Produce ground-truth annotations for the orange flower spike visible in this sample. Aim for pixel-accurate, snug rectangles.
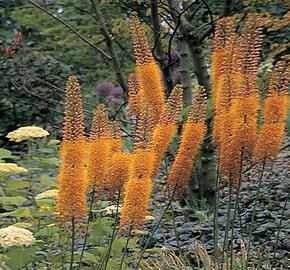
[136,62,166,124]
[130,13,154,66]
[264,58,289,123]
[56,166,87,222]
[133,106,154,150]
[128,73,143,117]
[62,76,85,141]
[56,76,87,223]
[88,105,114,192]
[120,150,155,228]
[87,139,112,192]
[149,123,177,175]
[90,104,111,139]
[167,84,183,124]
[107,152,131,194]
[167,122,206,192]
[167,87,207,192]
[110,121,123,152]
[131,14,165,124]
[254,123,285,162]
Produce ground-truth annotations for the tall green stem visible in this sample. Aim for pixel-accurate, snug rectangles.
[230,152,244,269]
[69,217,75,270]
[213,156,220,269]
[246,159,266,266]
[222,182,233,265]
[103,190,121,270]
[134,187,177,270]
[78,190,95,270]
[119,226,132,270]
[170,203,181,253]
[271,190,289,270]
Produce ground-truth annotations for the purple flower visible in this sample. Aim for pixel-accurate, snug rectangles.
[96,82,114,96]
[173,69,181,85]
[112,86,123,98]
[170,50,181,62]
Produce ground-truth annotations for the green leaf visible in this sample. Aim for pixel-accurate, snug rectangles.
[5,246,37,270]
[0,148,12,160]
[40,175,56,187]
[37,148,55,153]
[82,251,98,264]
[6,180,30,189]
[0,196,27,206]
[0,207,32,218]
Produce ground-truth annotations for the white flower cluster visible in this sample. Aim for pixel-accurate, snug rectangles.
[35,189,58,200]
[0,226,36,248]
[6,126,49,142]
[0,163,28,174]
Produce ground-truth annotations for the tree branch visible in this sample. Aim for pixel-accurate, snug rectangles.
[27,0,111,60]
[90,0,128,92]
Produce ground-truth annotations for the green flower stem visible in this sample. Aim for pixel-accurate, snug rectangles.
[103,190,121,270]
[119,226,132,270]
[134,187,177,270]
[69,217,75,270]
[213,156,220,269]
[221,182,233,265]
[246,159,266,266]
[78,189,95,270]
[230,152,244,269]
[170,203,181,253]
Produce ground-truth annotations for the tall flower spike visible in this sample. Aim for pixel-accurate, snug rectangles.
[110,120,123,152]
[131,14,166,124]
[128,73,142,117]
[88,105,114,192]
[107,152,131,195]
[131,13,154,66]
[120,150,155,229]
[255,57,289,162]
[56,76,87,223]
[167,84,183,124]
[62,76,85,141]
[89,104,111,139]
[167,87,207,192]
[133,106,154,150]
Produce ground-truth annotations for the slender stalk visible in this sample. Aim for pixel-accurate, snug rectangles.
[134,187,177,270]
[69,217,75,270]
[221,182,233,265]
[213,156,220,269]
[77,190,95,270]
[271,190,289,270]
[170,203,181,253]
[119,226,132,270]
[246,159,266,266]
[103,191,121,270]
[230,152,244,269]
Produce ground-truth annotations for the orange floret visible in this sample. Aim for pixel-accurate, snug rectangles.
[254,123,285,161]
[136,62,165,124]
[107,152,131,194]
[167,84,183,124]
[62,76,85,141]
[264,94,288,123]
[87,139,113,192]
[128,73,143,117]
[120,150,154,228]
[56,166,87,223]
[149,123,177,175]
[230,96,260,154]
[167,122,206,192]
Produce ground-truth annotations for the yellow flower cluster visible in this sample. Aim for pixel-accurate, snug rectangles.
[35,189,58,200]
[6,126,49,142]
[0,163,28,174]
[0,226,36,248]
